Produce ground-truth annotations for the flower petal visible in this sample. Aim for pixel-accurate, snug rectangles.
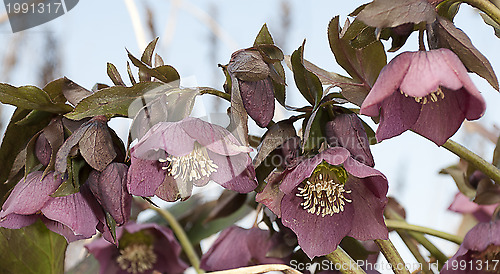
[462,220,500,251]
[155,175,182,202]
[0,214,38,229]
[209,152,257,193]
[41,192,98,239]
[239,78,275,127]
[43,218,90,242]
[281,189,354,258]
[134,121,195,157]
[376,91,421,142]
[127,155,166,197]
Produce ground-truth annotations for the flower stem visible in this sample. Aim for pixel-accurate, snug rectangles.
[443,139,500,185]
[397,231,433,274]
[457,0,500,27]
[150,205,203,273]
[199,87,231,101]
[386,219,463,244]
[325,247,367,274]
[374,239,410,274]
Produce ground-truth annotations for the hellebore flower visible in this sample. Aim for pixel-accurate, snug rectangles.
[0,171,99,242]
[228,49,276,127]
[360,48,486,146]
[441,220,500,273]
[127,117,257,201]
[449,192,499,223]
[86,222,188,274]
[260,147,388,258]
[200,226,289,271]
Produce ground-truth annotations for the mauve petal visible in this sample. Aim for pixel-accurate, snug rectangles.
[41,192,98,239]
[1,171,62,216]
[400,50,463,97]
[280,157,321,194]
[255,171,286,217]
[411,89,466,145]
[88,163,131,225]
[127,155,166,197]
[246,227,288,265]
[85,238,121,274]
[134,121,195,157]
[343,157,388,199]
[35,133,51,166]
[318,147,351,166]
[201,226,252,271]
[180,117,252,156]
[462,220,500,251]
[360,52,412,117]
[0,214,38,229]
[448,193,497,222]
[155,175,182,202]
[43,218,89,242]
[440,244,470,274]
[376,91,421,142]
[347,178,388,241]
[281,189,354,258]
[239,77,275,127]
[209,152,257,193]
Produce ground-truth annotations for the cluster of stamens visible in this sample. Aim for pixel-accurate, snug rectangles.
[159,143,218,182]
[400,87,445,104]
[471,244,500,272]
[116,244,157,274]
[296,173,352,217]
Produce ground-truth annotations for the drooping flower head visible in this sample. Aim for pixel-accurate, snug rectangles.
[441,220,500,273]
[86,222,188,274]
[128,117,257,201]
[258,147,388,258]
[449,192,499,223]
[200,226,289,271]
[360,48,486,146]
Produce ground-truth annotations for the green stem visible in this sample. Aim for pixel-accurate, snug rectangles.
[386,219,463,245]
[150,205,203,273]
[443,139,500,185]
[374,239,411,274]
[325,247,367,274]
[397,231,433,274]
[199,87,231,101]
[459,0,500,27]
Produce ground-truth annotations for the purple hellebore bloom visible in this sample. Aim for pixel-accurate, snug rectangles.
[360,48,486,146]
[449,192,498,223]
[200,226,288,271]
[127,117,257,201]
[86,222,188,274]
[441,220,500,273]
[260,147,388,258]
[0,171,99,242]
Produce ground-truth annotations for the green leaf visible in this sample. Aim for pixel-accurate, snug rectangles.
[356,0,437,29]
[253,120,297,167]
[0,109,53,203]
[254,24,286,107]
[42,78,68,104]
[480,13,500,39]
[429,16,499,91]
[440,166,476,198]
[139,37,159,81]
[107,63,126,86]
[302,107,329,153]
[328,17,387,88]
[291,41,323,106]
[0,220,67,274]
[126,61,137,85]
[128,50,180,84]
[0,84,72,114]
[64,82,168,120]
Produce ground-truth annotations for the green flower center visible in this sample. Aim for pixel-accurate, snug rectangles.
[470,244,500,272]
[400,86,445,104]
[116,243,157,274]
[159,142,218,182]
[296,161,352,217]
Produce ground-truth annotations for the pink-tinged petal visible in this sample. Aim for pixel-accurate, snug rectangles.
[400,50,463,97]
[127,155,167,197]
[411,89,466,145]
[85,237,121,274]
[462,220,500,252]
[347,178,388,241]
[0,171,62,216]
[43,218,89,242]
[281,188,354,258]
[0,214,38,229]
[343,157,388,199]
[35,133,51,166]
[246,227,289,265]
[318,147,351,166]
[180,117,252,156]
[154,175,182,202]
[448,192,497,222]
[209,152,257,193]
[376,91,421,142]
[360,52,412,117]
[88,163,131,225]
[134,122,195,157]
[41,192,98,239]
[239,77,275,127]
